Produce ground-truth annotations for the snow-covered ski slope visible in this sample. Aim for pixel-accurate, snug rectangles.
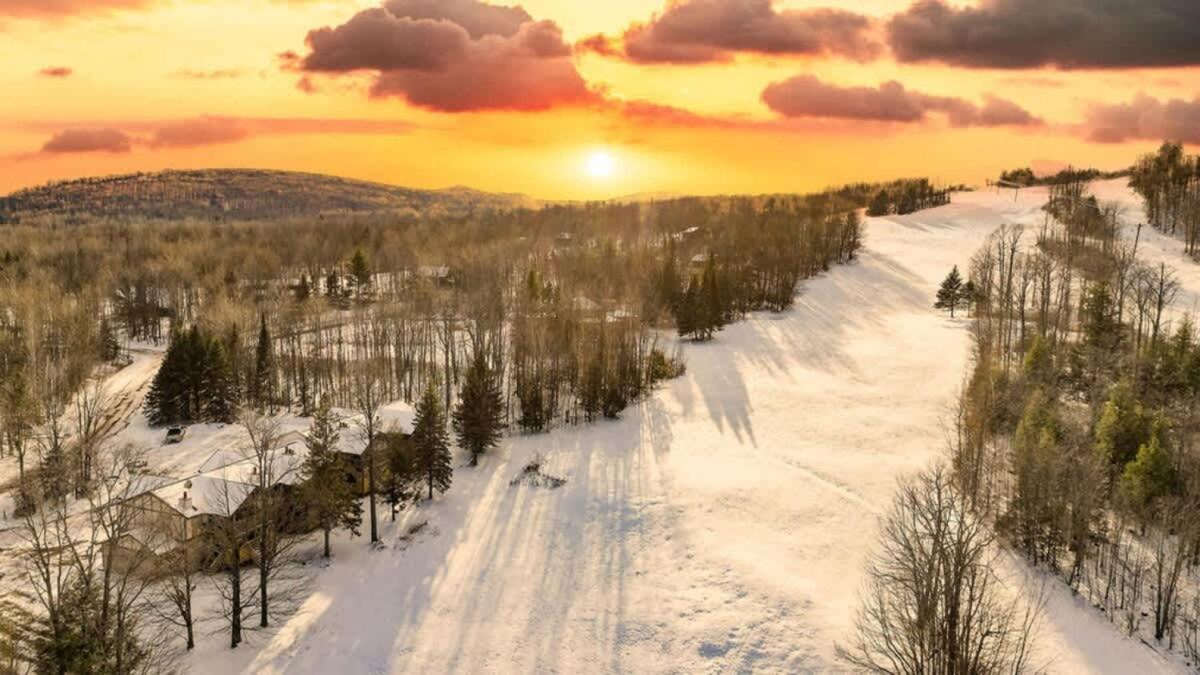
[196,183,1185,674]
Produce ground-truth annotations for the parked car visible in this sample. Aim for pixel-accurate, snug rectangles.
[164,426,187,444]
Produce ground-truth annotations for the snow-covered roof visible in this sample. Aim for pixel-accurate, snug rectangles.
[331,403,416,456]
[380,402,416,435]
[127,403,415,516]
[151,474,255,518]
[219,449,308,488]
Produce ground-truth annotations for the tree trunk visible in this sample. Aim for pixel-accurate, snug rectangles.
[368,449,379,543]
[231,565,242,648]
[324,526,331,558]
[260,531,269,628]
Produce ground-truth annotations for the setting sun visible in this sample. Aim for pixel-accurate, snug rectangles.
[585,150,616,179]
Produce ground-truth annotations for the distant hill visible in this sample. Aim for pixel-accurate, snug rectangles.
[0,169,540,223]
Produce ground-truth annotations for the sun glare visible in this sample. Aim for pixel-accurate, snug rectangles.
[585,150,616,179]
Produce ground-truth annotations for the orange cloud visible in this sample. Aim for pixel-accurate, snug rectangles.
[32,117,416,154]
[42,128,133,153]
[38,66,73,78]
[762,76,1042,127]
[298,0,598,112]
[0,0,152,18]
[1085,93,1200,144]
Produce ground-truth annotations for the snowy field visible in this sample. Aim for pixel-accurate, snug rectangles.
[0,182,1188,673]
[178,183,1185,673]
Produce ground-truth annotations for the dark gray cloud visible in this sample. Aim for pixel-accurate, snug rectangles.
[1084,94,1200,144]
[300,1,595,112]
[761,75,1042,127]
[582,0,880,64]
[888,0,1200,70]
[42,128,133,153]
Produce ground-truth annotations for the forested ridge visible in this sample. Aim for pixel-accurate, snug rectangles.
[0,169,538,224]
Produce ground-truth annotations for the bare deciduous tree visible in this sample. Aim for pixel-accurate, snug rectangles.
[839,466,1040,674]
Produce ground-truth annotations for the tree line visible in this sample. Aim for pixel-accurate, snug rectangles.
[943,165,1200,662]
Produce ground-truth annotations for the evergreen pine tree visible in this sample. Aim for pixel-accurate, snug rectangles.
[658,245,682,321]
[302,401,362,558]
[452,351,506,466]
[1120,423,1176,509]
[144,329,185,426]
[676,277,701,339]
[960,279,978,315]
[382,433,419,519]
[204,337,237,424]
[1080,283,1122,354]
[935,266,965,317]
[98,317,121,362]
[701,256,725,339]
[253,314,275,411]
[867,189,890,217]
[38,439,69,502]
[225,323,243,404]
[516,377,546,432]
[1095,381,1152,469]
[350,249,371,296]
[1022,335,1054,387]
[412,383,452,500]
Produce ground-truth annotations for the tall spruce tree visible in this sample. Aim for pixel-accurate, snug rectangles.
[382,433,420,519]
[412,383,452,500]
[452,351,506,466]
[144,330,184,426]
[935,266,965,318]
[301,401,362,558]
[203,336,237,423]
[350,249,371,296]
[701,256,725,339]
[676,277,701,340]
[144,326,239,426]
[253,314,275,411]
[867,189,890,217]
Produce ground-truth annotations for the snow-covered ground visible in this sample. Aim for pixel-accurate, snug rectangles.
[170,184,1185,673]
[0,182,1188,673]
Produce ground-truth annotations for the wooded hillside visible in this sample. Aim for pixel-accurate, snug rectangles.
[0,169,539,223]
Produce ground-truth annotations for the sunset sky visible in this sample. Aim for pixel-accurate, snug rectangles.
[2,0,1199,200]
